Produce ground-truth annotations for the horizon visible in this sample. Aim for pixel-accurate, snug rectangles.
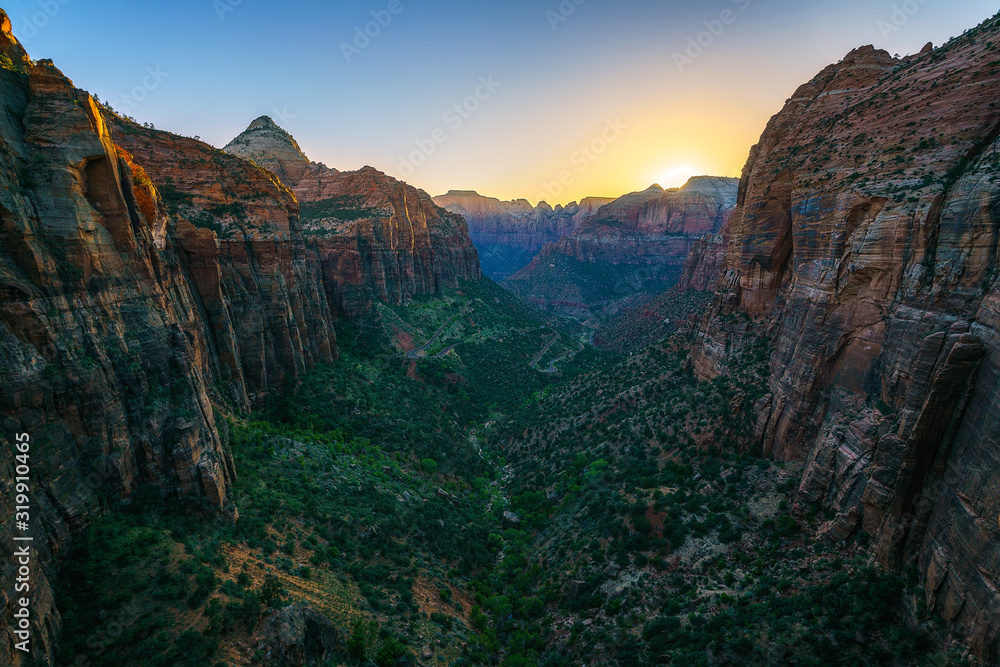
[8,0,998,206]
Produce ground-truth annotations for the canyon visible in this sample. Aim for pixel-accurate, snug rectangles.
[691,26,1000,660]
[432,190,612,280]
[0,13,479,663]
[505,177,737,318]
[2,3,1000,664]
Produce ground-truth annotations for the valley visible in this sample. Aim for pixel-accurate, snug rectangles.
[1,5,1000,667]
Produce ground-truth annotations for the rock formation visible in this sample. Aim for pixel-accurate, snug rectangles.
[432,190,612,279]
[225,118,480,316]
[106,116,337,407]
[0,50,246,665]
[506,177,737,317]
[692,19,1000,660]
[261,605,339,666]
[0,20,478,665]
[221,115,312,186]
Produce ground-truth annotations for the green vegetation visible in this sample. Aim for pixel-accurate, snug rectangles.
[300,195,388,223]
[55,281,962,666]
[504,252,681,320]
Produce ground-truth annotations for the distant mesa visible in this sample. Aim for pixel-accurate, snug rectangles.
[503,176,738,318]
[433,189,613,280]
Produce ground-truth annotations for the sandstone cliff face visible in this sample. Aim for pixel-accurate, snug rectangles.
[432,190,612,279]
[676,232,728,292]
[0,23,345,665]
[0,54,240,665]
[693,19,1000,660]
[507,177,736,316]
[224,118,480,315]
[107,116,337,405]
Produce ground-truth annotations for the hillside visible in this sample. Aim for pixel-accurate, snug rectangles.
[52,278,613,667]
[506,177,737,318]
[692,18,1000,661]
[433,191,611,280]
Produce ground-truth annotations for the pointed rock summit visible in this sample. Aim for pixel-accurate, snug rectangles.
[223,115,312,185]
[221,119,480,311]
[0,9,30,70]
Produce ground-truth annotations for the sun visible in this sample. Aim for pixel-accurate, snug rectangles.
[656,165,700,189]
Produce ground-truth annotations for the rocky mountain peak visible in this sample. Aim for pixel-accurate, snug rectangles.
[678,176,740,208]
[223,115,311,186]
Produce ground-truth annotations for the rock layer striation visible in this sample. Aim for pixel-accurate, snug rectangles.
[433,190,612,279]
[692,21,1000,660]
[225,117,480,316]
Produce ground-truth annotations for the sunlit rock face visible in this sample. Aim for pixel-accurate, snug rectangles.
[224,119,481,317]
[0,31,259,666]
[106,113,337,406]
[692,23,1000,661]
[505,178,737,316]
[433,190,612,280]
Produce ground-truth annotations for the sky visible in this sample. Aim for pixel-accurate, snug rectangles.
[6,0,998,205]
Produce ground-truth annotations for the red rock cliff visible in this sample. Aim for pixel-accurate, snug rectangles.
[0,54,241,666]
[432,190,612,279]
[0,22,338,665]
[105,115,337,405]
[224,117,481,316]
[507,177,737,315]
[693,17,1000,660]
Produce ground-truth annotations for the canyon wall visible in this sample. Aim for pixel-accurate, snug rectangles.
[0,51,251,666]
[225,117,481,316]
[106,116,337,407]
[0,20,481,665]
[693,22,1000,660]
[433,190,612,279]
[507,177,736,317]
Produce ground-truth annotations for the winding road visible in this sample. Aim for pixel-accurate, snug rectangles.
[529,329,588,374]
[529,329,560,370]
[405,302,473,359]
[537,338,586,374]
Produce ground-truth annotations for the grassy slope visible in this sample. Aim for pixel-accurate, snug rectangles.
[480,327,965,666]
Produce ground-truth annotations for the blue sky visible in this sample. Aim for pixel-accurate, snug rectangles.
[7,0,998,203]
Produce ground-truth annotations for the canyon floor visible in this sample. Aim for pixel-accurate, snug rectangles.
[53,280,970,667]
